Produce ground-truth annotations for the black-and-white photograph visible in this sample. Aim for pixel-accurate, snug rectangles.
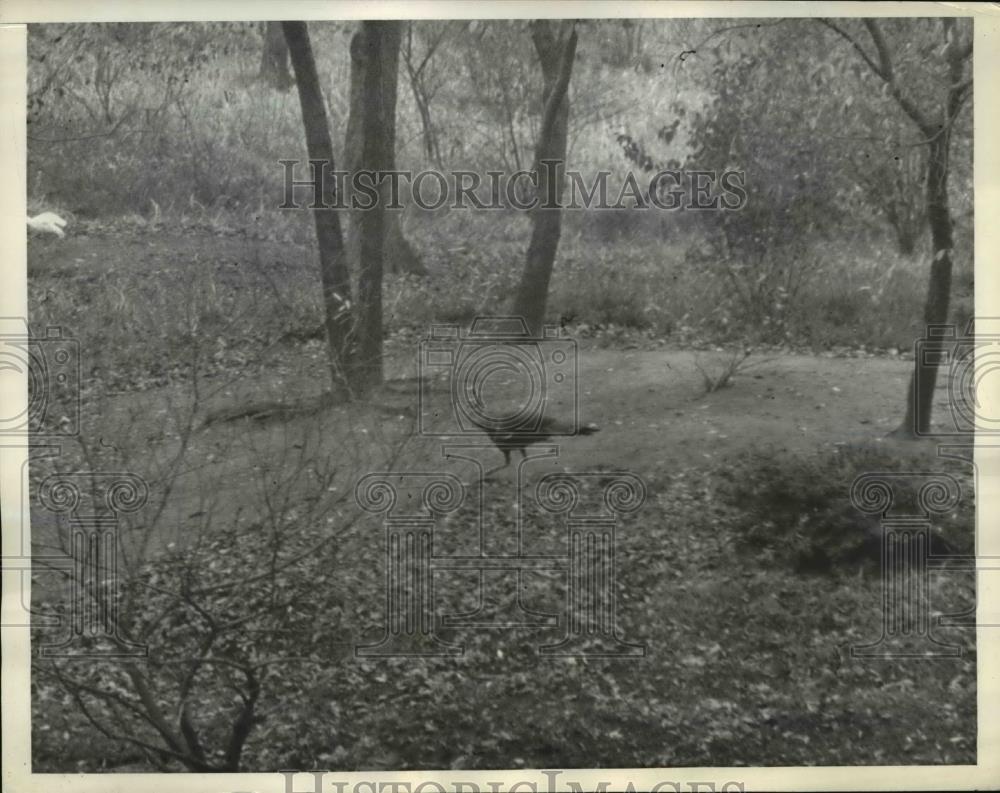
[2,3,996,790]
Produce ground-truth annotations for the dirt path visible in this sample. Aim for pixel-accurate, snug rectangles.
[388,347,924,480]
[572,348,917,468]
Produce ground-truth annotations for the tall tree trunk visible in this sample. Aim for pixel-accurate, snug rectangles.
[818,19,970,437]
[351,22,403,391]
[345,25,426,280]
[894,19,970,436]
[898,131,954,435]
[261,22,293,91]
[512,21,578,337]
[282,22,353,394]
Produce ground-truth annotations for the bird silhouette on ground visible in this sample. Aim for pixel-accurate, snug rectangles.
[467,406,600,476]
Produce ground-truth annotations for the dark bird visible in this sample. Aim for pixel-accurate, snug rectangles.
[469,412,600,469]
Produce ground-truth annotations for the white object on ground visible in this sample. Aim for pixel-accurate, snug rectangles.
[27,212,68,237]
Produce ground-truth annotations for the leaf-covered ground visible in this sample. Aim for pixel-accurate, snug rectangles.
[28,228,976,771]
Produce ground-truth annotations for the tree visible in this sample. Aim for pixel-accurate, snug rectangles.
[819,18,973,435]
[457,22,535,173]
[282,21,353,393]
[512,20,579,336]
[351,22,403,390]
[284,21,405,395]
[260,21,293,91]
[679,29,847,341]
[401,21,459,168]
[344,23,426,280]
[846,135,927,256]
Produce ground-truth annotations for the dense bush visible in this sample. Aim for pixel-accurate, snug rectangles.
[716,442,975,573]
